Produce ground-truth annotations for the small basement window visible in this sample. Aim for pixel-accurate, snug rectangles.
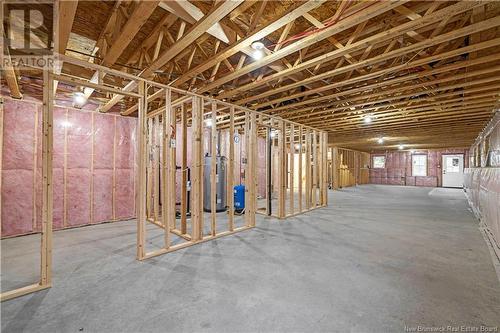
[412,154,427,176]
[372,156,385,168]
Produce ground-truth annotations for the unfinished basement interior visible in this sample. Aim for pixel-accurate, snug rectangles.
[1,0,500,332]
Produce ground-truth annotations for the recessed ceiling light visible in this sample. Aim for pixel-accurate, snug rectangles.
[377,137,384,144]
[398,144,404,150]
[364,115,372,124]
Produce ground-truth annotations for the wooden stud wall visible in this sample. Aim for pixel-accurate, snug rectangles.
[328,146,370,189]
[1,56,328,300]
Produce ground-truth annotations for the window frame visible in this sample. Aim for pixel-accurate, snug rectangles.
[412,154,427,177]
[372,155,386,169]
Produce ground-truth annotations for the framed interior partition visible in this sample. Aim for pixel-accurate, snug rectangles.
[0,70,53,302]
[329,147,370,189]
[1,55,328,300]
[136,90,258,260]
[1,56,143,302]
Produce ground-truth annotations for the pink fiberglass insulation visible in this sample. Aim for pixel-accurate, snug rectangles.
[369,149,469,187]
[51,107,67,229]
[66,110,92,226]
[2,97,137,238]
[464,116,500,252]
[114,117,136,219]
[115,169,135,219]
[93,115,115,223]
[1,99,36,236]
[490,123,500,167]
[464,168,500,252]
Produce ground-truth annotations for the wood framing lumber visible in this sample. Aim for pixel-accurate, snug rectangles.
[171,0,327,87]
[191,96,203,241]
[84,1,159,98]
[197,0,409,94]
[136,81,148,260]
[99,0,244,112]
[2,40,22,99]
[221,0,489,100]
[159,0,232,44]
[210,102,217,236]
[181,105,188,234]
[40,70,54,287]
[252,42,500,109]
[164,88,175,245]
[228,106,235,231]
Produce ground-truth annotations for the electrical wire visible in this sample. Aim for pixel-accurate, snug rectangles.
[266,0,378,49]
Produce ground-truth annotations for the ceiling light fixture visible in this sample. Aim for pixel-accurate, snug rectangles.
[270,130,277,138]
[252,50,264,60]
[398,144,404,150]
[204,119,213,127]
[377,137,384,144]
[364,115,372,124]
[251,41,265,50]
[72,91,87,108]
[251,41,265,60]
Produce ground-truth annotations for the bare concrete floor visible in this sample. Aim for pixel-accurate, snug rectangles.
[1,185,499,332]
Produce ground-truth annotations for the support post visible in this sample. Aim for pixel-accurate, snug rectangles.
[164,88,175,247]
[321,132,328,205]
[210,102,217,236]
[312,130,318,208]
[305,129,311,209]
[289,124,295,215]
[191,96,203,241]
[278,121,286,218]
[244,112,251,226]
[227,106,235,231]
[40,70,54,286]
[298,126,303,213]
[180,105,188,234]
[136,81,147,260]
[153,116,160,221]
[332,147,339,190]
[248,112,257,226]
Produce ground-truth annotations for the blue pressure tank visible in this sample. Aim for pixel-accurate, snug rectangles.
[234,185,245,212]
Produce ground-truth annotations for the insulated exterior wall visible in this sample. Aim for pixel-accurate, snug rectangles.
[465,112,500,255]
[1,98,137,238]
[369,149,469,187]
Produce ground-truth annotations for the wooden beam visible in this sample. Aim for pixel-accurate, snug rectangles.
[159,0,232,43]
[84,1,159,98]
[171,0,326,87]
[220,1,487,100]
[249,41,500,108]
[100,0,243,112]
